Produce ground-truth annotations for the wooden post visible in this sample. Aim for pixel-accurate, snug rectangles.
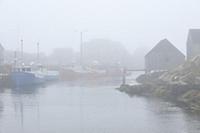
[122,68,126,85]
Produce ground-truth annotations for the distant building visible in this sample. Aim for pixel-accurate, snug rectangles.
[187,29,200,60]
[145,39,185,72]
[0,44,4,65]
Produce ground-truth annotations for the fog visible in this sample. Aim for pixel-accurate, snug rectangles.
[0,0,200,55]
[2,1,200,133]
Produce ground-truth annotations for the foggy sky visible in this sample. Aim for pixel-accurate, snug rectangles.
[0,0,200,55]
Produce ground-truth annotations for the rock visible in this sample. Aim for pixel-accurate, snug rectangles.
[117,55,200,112]
[136,71,164,84]
[159,55,200,85]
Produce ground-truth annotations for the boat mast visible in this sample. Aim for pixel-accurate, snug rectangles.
[14,51,17,67]
[80,32,83,67]
[21,39,24,64]
[37,42,40,64]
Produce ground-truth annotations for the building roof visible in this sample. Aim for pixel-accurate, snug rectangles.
[187,29,200,44]
[145,39,184,58]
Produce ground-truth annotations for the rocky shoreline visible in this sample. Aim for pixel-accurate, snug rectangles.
[117,56,200,112]
[117,83,200,112]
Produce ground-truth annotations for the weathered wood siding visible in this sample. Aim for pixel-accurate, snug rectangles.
[187,29,200,60]
[0,44,4,65]
[145,39,185,72]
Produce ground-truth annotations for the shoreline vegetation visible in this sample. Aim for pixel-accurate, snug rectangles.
[117,56,200,112]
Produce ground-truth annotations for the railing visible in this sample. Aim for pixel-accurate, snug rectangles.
[122,68,146,85]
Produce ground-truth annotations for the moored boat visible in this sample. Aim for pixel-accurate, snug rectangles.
[11,66,45,86]
[33,64,60,81]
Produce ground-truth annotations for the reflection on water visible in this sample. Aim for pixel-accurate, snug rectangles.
[11,86,42,95]
[0,81,199,133]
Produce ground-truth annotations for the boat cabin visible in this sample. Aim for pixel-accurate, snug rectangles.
[13,66,32,72]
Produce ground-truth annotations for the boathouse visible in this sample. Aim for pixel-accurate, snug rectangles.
[145,39,185,73]
[0,44,4,65]
[187,29,200,60]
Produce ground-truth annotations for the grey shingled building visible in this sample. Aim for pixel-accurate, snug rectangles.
[0,44,4,65]
[187,29,200,60]
[145,39,185,72]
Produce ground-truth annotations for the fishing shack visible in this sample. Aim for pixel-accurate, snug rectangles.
[145,39,185,73]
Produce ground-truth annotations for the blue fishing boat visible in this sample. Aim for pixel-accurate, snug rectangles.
[11,66,45,86]
[11,40,59,86]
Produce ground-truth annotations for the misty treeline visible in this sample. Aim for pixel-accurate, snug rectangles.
[3,39,147,69]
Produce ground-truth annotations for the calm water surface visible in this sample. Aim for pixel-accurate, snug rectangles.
[0,81,200,133]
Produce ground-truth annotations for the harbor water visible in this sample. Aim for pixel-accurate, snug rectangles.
[0,79,200,133]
